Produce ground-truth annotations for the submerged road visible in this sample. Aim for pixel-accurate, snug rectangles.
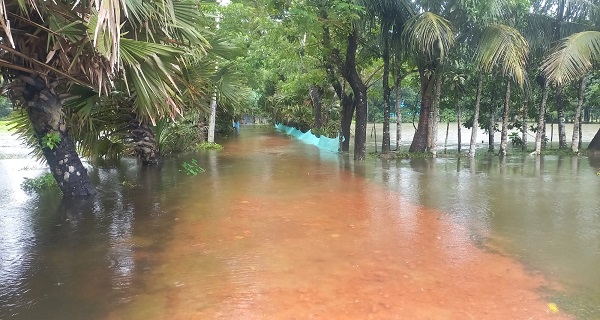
[3,126,594,319]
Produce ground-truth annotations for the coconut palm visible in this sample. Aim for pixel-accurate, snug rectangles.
[403,12,455,153]
[542,31,600,85]
[475,24,529,157]
[543,31,600,150]
[0,0,208,195]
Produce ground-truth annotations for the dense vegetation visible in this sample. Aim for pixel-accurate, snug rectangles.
[1,0,600,196]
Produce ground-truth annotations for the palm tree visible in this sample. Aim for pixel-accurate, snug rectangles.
[403,12,455,153]
[542,31,600,150]
[0,0,208,195]
[475,24,529,157]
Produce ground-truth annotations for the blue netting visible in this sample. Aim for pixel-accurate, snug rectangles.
[275,124,341,153]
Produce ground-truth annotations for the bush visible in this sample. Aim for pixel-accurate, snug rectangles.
[21,173,58,192]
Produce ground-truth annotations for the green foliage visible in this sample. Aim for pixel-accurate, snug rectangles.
[508,132,523,147]
[0,97,12,118]
[197,142,223,150]
[181,159,205,175]
[21,173,58,193]
[42,132,61,150]
[156,117,202,154]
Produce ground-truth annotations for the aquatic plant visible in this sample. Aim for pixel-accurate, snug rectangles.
[181,159,205,175]
[197,142,223,151]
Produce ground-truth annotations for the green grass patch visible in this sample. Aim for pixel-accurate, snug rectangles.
[197,142,223,151]
[370,151,434,160]
[21,173,58,193]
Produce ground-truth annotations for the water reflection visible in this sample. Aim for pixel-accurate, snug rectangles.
[365,152,600,318]
[1,127,598,319]
[0,157,182,319]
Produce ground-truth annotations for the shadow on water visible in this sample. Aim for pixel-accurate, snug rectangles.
[364,151,600,319]
[0,157,186,320]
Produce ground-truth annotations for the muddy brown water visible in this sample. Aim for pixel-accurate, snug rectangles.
[0,126,599,319]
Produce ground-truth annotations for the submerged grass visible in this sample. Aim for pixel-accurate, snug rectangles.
[197,142,223,151]
[371,146,597,160]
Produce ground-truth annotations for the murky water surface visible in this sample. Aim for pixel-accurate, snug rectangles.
[1,126,599,319]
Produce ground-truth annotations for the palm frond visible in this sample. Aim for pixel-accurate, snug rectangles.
[7,110,44,161]
[542,31,600,85]
[402,12,455,63]
[475,24,529,87]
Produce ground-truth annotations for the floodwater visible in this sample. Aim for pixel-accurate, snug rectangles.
[361,122,600,152]
[0,126,599,319]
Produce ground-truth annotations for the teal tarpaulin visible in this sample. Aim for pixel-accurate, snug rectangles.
[275,124,340,153]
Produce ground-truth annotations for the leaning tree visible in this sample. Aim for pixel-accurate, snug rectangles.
[0,0,207,195]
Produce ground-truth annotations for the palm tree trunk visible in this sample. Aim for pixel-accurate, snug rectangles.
[555,85,568,149]
[409,67,433,153]
[129,113,161,165]
[572,77,586,153]
[534,84,549,155]
[499,80,511,157]
[521,94,528,151]
[19,75,96,196]
[208,90,217,143]
[381,23,391,153]
[429,74,442,157]
[457,99,462,154]
[488,85,497,152]
[578,114,583,150]
[444,120,450,152]
[395,77,403,151]
[469,74,483,158]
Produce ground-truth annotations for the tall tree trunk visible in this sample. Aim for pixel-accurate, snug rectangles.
[17,75,96,196]
[409,67,434,153]
[578,113,583,150]
[321,10,352,152]
[444,120,450,152]
[340,94,354,152]
[555,85,568,149]
[395,77,403,151]
[469,74,483,158]
[354,88,368,161]
[129,113,161,165]
[309,85,323,130]
[572,77,586,153]
[488,98,496,152]
[457,97,462,154]
[429,74,442,157]
[333,28,368,160]
[534,84,549,155]
[499,80,511,157]
[521,94,528,151]
[208,90,217,143]
[381,24,391,153]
